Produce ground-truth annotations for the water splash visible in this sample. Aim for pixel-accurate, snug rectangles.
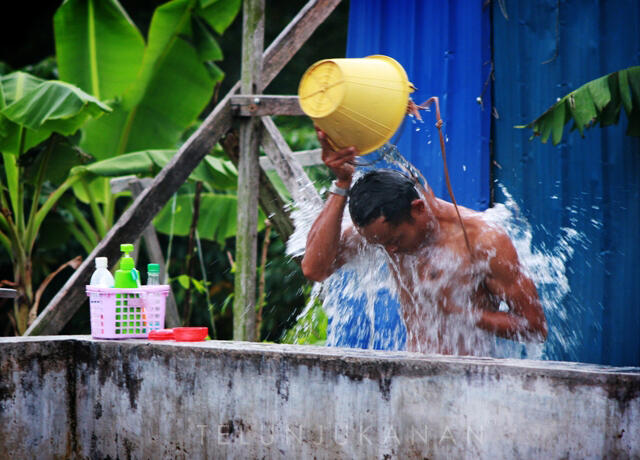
[286,144,584,360]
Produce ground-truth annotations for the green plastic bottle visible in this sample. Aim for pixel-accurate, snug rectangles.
[114,244,140,288]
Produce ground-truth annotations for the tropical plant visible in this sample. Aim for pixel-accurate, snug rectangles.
[0,0,242,335]
[0,71,111,334]
[518,66,640,144]
[53,0,241,246]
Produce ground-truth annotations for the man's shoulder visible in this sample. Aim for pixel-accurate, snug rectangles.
[466,216,514,254]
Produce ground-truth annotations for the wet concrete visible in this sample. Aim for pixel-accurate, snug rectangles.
[1,336,639,459]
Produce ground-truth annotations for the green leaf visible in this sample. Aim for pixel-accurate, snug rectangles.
[22,137,90,186]
[71,175,111,205]
[627,108,640,137]
[204,61,225,83]
[0,72,110,155]
[568,87,597,135]
[198,0,241,35]
[0,76,5,109]
[191,15,224,62]
[282,300,328,346]
[82,0,216,158]
[174,274,208,294]
[72,149,171,177]
[587,75,611,111]
[1,72,44,106]
[550,100,567,145]
[599,74,621,127]
[153,193,266,244]
[519,66,640,142]
[628,67,640,107]
[1,80,111,134]
[536,111,553,144]
[203,155,237,189]
[0,72,50,154]
[618,69,633,115]
[54,0,145,100]
[71,148,238,189]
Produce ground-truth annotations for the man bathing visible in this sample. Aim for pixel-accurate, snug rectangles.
[302,128,547,355]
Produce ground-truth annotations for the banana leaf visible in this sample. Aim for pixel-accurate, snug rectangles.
[71,148,238,190]
[518,66,640,144]
[153,193,266,245]
[54,0,145,100]
[197,0,242,35]
[0,72,111,155]
[74,0,226,159]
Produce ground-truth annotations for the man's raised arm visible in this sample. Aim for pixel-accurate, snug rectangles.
[301,129,358,282]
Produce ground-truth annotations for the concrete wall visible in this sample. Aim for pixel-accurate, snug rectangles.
[1,336,639,459]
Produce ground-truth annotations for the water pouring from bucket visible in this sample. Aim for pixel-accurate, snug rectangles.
[296,56,549,356]
[298,55,473,258]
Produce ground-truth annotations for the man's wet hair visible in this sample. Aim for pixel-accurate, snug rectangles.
[348,169,420,228]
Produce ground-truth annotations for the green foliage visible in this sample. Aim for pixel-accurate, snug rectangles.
[175,274,209,294]
[0,72,110,155]
[71,148,238,190]
[518,66,640,144]
[153,193,267,245]
[54,0,241,159]
[281,291,328,346]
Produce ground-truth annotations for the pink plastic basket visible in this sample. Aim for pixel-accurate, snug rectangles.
[86,285,169,339]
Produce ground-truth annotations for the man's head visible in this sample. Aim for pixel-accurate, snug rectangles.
[348,170,427,254]
[348,170,419,227]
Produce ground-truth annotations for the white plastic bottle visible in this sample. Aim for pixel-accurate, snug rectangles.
[90,257,115,288]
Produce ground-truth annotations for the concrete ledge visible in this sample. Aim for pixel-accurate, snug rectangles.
[1,336,639,459]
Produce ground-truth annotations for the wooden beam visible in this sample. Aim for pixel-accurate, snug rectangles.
[25,0,341,336]
[260,117,323,209]
[231,95,304,116]
[259,148,322,170]
[221,130,294,242]
[234,0,264,342]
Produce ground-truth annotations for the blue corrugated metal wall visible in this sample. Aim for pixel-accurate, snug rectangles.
[330,0,491,350]
[347,0,492,210]
[344,0,640,365]
[492,0,640,366]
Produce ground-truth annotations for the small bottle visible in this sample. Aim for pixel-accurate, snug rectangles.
[90,257,115,288]
[147,264,160,286]
[114,244,140,288]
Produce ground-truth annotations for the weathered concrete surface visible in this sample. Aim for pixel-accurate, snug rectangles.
[1,336,639,459]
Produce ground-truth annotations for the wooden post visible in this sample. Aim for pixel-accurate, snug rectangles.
[234,0,264,342]
[25,0,343,336]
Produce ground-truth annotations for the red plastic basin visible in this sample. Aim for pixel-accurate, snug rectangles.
[148,329,175,340]
[173,327,208,342]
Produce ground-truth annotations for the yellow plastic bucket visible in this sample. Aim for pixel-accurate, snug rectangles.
[298,55,414,155]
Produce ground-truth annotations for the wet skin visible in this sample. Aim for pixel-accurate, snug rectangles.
[354,200,541,353]
[301,129,547,355]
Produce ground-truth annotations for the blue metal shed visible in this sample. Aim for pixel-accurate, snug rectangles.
[336,0,640,366]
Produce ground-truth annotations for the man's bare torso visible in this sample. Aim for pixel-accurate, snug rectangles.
[385,216,501,354]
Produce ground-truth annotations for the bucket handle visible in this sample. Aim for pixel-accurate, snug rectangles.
[410,98,474,260]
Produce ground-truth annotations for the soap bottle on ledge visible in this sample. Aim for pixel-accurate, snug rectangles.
[114,244,140,288]
[90,257,115,288]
